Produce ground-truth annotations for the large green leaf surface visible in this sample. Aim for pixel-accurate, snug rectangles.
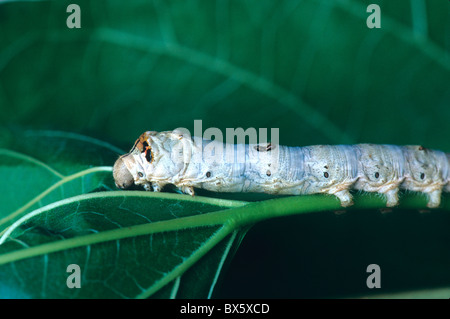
[0,129,121,232]
[0,192,246,298]
[0,0,448,148]
[0,130,249,298]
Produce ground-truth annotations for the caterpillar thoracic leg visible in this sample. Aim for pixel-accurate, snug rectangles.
[113,130,450,208]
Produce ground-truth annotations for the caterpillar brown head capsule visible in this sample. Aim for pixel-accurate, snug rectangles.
[113,157,134,190]
[113,130,450,209]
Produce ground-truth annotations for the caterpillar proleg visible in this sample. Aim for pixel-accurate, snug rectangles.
[113,130,450,208]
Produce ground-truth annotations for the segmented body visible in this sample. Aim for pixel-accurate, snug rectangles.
[113,130,450,208]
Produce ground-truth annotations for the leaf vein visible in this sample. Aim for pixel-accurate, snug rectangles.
[95,28,351,143]
[0,148,65,179]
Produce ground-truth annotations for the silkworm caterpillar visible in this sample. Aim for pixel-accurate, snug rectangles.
[113,130,450,208]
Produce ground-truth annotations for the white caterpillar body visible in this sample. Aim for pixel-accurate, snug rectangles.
[113,130,450,208]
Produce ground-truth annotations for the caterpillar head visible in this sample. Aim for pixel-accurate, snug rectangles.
[113,130,187,191]
[113,131,157,190]
[113,156,135,189]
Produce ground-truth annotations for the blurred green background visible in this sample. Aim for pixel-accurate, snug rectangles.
[0,0,449,298]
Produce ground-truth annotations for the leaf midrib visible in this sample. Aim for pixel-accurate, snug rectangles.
[3,190,439,267]
[0,190,248,247]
